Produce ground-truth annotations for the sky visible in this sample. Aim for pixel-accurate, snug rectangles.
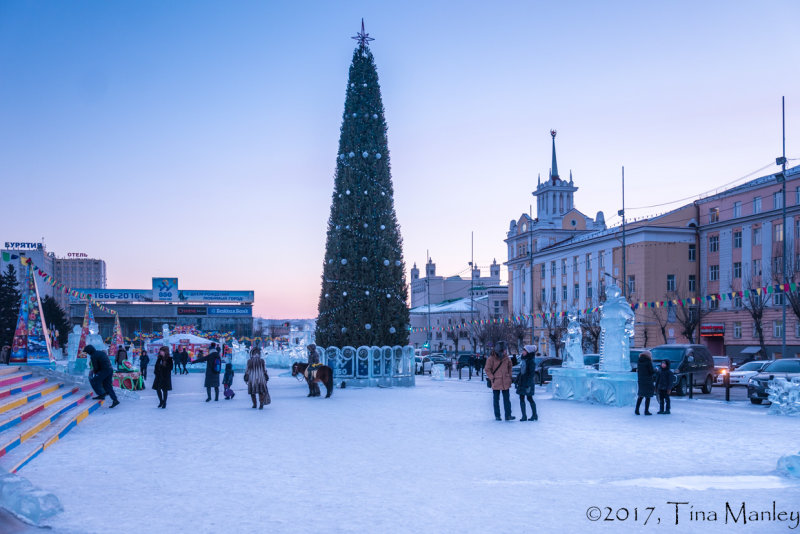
[1,1,798,318]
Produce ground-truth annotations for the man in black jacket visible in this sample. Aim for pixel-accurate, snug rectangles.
[85,345,120,408]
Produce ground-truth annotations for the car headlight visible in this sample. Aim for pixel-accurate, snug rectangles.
[748,377,756,385]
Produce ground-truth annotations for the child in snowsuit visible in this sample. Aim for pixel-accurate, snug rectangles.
[223,362,235,399]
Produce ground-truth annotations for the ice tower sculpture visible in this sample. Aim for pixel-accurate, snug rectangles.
[563,312,585,369]
[599,285,635,372]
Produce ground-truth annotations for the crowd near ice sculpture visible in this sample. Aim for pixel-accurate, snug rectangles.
[768,377,800,416]
[550,284,637,406]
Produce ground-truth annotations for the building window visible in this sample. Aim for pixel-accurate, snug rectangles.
[753,196,762,214]
[561,259,567,274]
[796,186,800,206]
[774,191,784,209]
[733,231,742,248]
[774,223,784,242]
[551,286,556,302]
[709,207,719,223]
[573,283,579,300]
[541,288,546,303]
[688,244,696,261]
[587,282,593,299]
[734,294,742,308]
[752,227,761,245]
[598,253,605,269]
[540,263,545,277]
[733,262,742,279]
[585,253,591,270]
[708,235,719,252]
[752,258,762,276]
[573,256,578,273]
[733,201,742,218]
[734,322,742,339]
[796,219,800,239]
[666,274,675,292]
[627,275,635,294]
[773,256,784,276]
[709,299,719,310]
[551,261,556,277]
[796,322,800,338]
[562,285,567,300]
[709,265,719,281]
[774,320,784,338]
[688,274,696,292]
[774,291,785,306]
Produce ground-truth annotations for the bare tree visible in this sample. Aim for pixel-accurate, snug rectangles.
[580,311,602,353]
[648,306,669,345]
[742,273,770,357]
[446,329,460,354]
[506,321,528,353]
[537,297,567,358]
[783,254,800,328]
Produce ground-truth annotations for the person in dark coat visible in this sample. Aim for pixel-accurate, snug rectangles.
[193,342,221,401]
[655,359,674,414]
[115,345,128,370]
[635,350,655,415]
[172,347,180,375]
[85,345,120,408]
[514,348,537,421]
[180,348,189,375]
[139,347,150,381]
[485,341,515,421]
[152,346,173,408]
[222,362,235,399]
[245,348,270,409]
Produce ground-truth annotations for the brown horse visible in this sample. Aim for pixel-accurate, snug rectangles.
[291,362,334,398]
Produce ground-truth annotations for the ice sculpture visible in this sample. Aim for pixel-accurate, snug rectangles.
[431,363,446,381]
[563,312,585,369]
[66,325,83,361]
[767,377,800,417]
[599,285,635,372]
[777,451,800,478]
[0,471,62,525]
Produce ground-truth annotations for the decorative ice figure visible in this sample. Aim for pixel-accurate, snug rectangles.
[777,450,800,478]
[66,325,83,361]
[431,363,446,380]
[563,312,584,369]
[84,322,106,353]
[767,377,800,416]
[598,285,635,372]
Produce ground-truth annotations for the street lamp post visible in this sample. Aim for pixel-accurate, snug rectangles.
[777,97,787,358]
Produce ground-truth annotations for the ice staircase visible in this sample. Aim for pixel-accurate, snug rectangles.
[0,365,102,473]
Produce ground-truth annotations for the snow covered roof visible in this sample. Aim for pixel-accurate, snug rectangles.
[409,295,488,315]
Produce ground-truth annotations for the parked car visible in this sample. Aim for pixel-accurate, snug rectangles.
[713,356,732,383]
[728,360,772,386]
[429,354,451,370]
[512,357,563,384]
[628,348,648,371]
[649,344,716,396]
[583,354,600,369]
[414,356,432,375]
[747,358,800,404]
[456,354,473,370]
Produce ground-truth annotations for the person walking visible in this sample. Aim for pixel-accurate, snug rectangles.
[514,347,537,422]
[180,347,189,375]
[485,341,515,421]
[139,347,150,381]
[306,344,321,397]
[193,343,222,402]
[244,347,270,409]
[635,350,655,415]
[85,345,120,408]
[655,359,674,414]
[0,345,10,365]
[152,346,173,408]
[222,362,235,399]
[172,347,180,375]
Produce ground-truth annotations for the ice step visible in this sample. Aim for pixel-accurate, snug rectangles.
[0,382,64,415]
[0,376,48,400]
[0,366,22,377]
[0,395,102,473]
[0,371,34,389]
[0,386,80,434]
[0,391,91,459]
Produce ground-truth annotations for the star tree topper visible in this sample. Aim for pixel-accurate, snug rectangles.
[352,18,374,48]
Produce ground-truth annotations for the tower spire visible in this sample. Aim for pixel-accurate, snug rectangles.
[549,129,559,182]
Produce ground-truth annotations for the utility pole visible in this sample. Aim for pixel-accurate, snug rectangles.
[426,249,431,351]
[529,205,535,348]
[470,231,475,322]
[618,166,627,297]
[778,97,787,358]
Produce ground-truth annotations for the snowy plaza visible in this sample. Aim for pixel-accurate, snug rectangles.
[13,370,799,534]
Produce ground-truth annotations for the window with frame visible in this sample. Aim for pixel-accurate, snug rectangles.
[561,259,567,275]
[573,257,578,273]
[734,322,742,339]
[733,262,742,279]
[754,196,762,214]
[688,244,696,261]
[587,282,593,299]
[796,322,800,338]
[551,261,556,277]
[541,288,546,303]
[709,207,719,223]
[796,219,800,239]
[733,201,742,218]
[551,286,556,302]
[666,274,675,292]
[752,258,762,276]
[734,294,742,308]
[733,230,742,248]
[709,235,719,252]
[774,291,785,306]
[688,274,696,292]
[585,253,591,270]
[774,223,784,243]
[709,265,719,281]
[773,256,784,276]
[541,263,545,277]
[668,307,676,323]
[752,227,761,245]
[573,283,579,300]
[709,299,719,310]
[562,285,568,300]
[627,275,636,294]
[774,320,784,338]
[598,253,605,269]
[774,191,784,209]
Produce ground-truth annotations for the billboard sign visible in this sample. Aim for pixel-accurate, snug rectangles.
[4,242,42,250]
[178,290,254,303]
[153,277,178,301]
[177,306,207,316]
[69,289,150,303]
[207,307,252,316]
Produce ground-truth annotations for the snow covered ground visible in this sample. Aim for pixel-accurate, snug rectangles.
[20,370,800,533]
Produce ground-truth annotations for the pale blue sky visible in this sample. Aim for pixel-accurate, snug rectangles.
[1,1,798,317]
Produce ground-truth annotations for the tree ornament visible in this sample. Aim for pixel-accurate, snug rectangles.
[363,223,368,228]
[363,190,368,195]
[372,114,378,119]
[386,293,391,298]
[365,323,372,330]
[361,256,368,262]
[365,290,370,295]
[346,189,350,195]
[375,153,381,159]
[389,327,396,334]
[395,260,401,266]
[362,83,367,87]
[343,291,348,296]
[362,151,369,158]
[383,259,390,266]
[325,293,329,298]
[341,327,347,333]
[345,225,350,229]
[380,224,386,230]
[341,259,347,265]
[381,192,385,196]
[348,152,355,158]
[352,112,358,117]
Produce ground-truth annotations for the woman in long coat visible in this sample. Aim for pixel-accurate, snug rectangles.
[152,346,173,409]
[193,343,222,402]
[245,348,270,409]
[635,350,655,415]
[485,341,515,421]
[514,348,537,421]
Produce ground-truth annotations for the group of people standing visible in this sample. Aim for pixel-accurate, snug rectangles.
[172,347,190,375]
[484,341,538,422]
[635,351,675,415]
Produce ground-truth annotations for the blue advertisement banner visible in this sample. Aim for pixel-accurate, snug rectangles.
[207,307,252,316]
[179,290,254,303]
[69,289,150,303]
[153,277,178,301]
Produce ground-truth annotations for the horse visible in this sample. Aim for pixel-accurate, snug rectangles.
[291,362,334,398]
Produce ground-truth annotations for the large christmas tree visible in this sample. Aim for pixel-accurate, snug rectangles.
[315,22,409,348]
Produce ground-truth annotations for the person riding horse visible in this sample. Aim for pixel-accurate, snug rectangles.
[306,344,321,397]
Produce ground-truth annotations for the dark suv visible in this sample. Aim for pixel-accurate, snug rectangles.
[649,344,716,396]
[747,358,800,405]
